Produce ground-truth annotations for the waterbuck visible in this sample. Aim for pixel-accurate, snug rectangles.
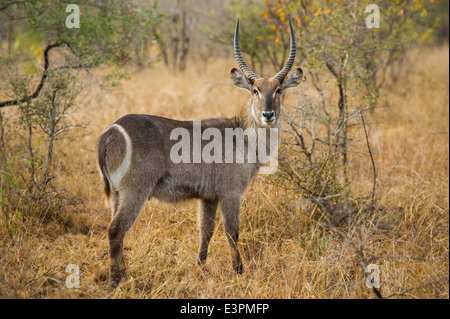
[96,18,303,286]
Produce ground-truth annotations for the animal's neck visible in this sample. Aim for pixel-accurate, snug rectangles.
[239,100,257,131]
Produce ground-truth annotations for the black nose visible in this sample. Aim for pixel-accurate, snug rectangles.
[262,111,275,121]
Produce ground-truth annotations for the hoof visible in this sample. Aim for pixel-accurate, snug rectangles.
[110,276,127,288]
[110,268,126,288]
[234,263,243,274]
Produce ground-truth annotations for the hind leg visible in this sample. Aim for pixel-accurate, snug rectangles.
[109,190,120,219]
[108,191,148,286]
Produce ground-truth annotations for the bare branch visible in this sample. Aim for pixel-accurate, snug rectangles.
[0,1,21,12]
[319,221,384,299]
[0,43,61,108]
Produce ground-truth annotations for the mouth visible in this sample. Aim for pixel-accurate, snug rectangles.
[261,117,276,125]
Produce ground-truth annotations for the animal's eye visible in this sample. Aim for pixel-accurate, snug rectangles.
[275,88,282,94]
[253,89,258,95]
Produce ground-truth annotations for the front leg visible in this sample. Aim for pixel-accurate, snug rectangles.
[219,197,243,274]
[198,198,219,266]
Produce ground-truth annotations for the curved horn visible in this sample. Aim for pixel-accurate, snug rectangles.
[274,17,296,83]
[234,18,260,83]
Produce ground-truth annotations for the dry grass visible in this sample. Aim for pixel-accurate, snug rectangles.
[0,45,448,299]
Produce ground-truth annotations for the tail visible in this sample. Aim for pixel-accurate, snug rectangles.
[96,137,111,200]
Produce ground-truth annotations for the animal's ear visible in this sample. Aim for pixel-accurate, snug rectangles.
[230,68,252,92]
[281,68,303,90]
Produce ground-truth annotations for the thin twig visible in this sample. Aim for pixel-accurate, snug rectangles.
[384,274,449,299]
[360,110,376,210]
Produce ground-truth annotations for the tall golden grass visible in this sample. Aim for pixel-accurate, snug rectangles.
[0,45,448,299]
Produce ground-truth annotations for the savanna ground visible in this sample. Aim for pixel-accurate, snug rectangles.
[0,44,448,299]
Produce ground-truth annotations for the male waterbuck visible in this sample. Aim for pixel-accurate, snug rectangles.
[96,18,303,286]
